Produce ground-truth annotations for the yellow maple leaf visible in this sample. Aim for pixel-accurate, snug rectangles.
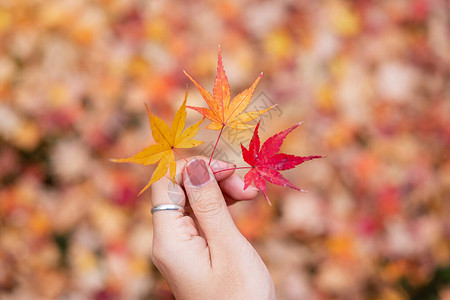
[111,91,204,195]
[184,47,275,130]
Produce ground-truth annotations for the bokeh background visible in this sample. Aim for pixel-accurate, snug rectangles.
[1,0,449,299]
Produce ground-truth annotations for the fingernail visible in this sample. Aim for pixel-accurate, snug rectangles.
[221,162,236,171]
[186,159,211,186]
[210,160,235,172]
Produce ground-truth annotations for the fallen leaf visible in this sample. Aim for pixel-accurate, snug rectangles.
[111,91,204,195]
[241,122,323,205]
[184,47,275,130]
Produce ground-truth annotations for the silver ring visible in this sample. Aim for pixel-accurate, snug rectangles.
[151,204,185,214]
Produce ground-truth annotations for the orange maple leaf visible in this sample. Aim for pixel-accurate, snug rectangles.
[111,92,204,195]
[184,47,275,130]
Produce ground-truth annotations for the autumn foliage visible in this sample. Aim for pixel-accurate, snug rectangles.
[112,49,322,203]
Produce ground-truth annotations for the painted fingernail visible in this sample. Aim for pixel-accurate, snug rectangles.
[210,160,235,172]
[186,159,211,186]
[228,162,237,169]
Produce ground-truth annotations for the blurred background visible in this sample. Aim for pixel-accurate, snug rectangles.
[1,0,449,299]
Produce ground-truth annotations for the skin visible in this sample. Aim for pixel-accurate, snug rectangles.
[151,156,276,300]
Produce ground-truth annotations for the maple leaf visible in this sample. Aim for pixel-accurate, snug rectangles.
[241,122,323,205]
[184,47,275,130]
[111,92,204,195]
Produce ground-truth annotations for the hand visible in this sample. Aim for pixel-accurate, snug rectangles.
[151,156,275,300]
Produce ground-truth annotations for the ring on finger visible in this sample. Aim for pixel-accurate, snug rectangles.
[151,204,185,214]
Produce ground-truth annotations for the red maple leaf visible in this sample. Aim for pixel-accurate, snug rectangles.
[241,122,323,205]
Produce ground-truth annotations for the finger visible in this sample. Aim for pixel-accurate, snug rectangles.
[186,180,257,207]
[151,157,235,237]
[183,158,242,250]
[219,173,259,201]
[151,158,186,206]
[210,159,236,181]
[223,195,238,206]
[151,160,188,243]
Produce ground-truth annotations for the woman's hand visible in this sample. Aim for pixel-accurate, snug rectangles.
[150,156,275,300]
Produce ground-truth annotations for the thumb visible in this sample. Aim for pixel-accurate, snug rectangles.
[183,158,241,246]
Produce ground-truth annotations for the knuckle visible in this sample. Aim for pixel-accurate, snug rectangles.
[194,195,224,217]
[190,182,226,218]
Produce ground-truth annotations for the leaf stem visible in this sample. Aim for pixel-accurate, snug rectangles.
[209,125,224,165]
[213,166,251,175]
[172,148,188,162]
